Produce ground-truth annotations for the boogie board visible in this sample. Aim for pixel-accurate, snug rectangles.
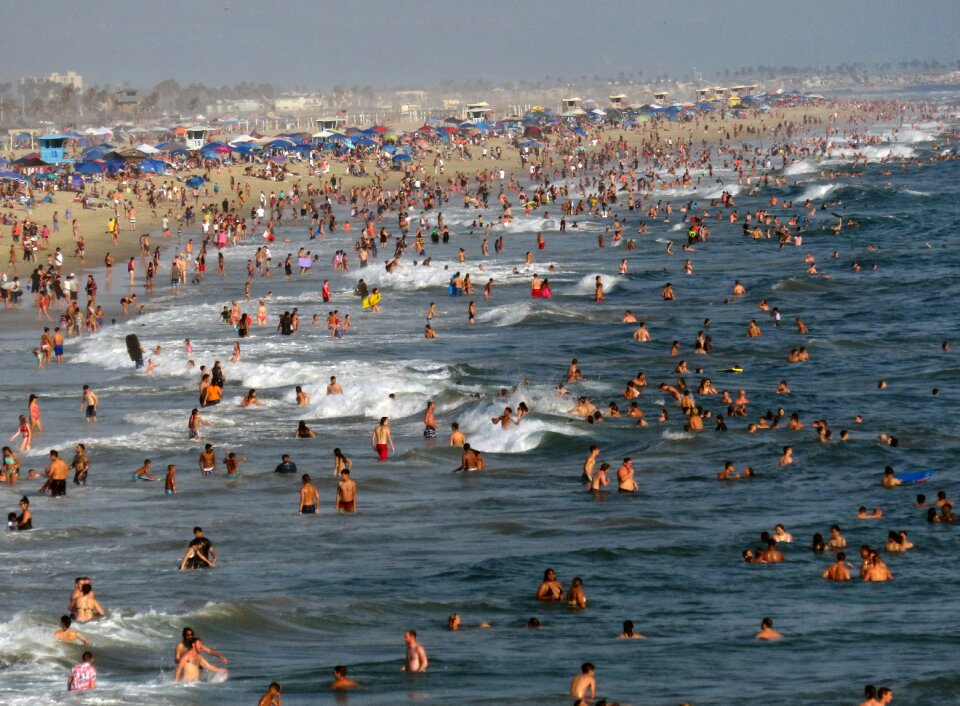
[362,292,382,309]
[719,367,744,374]
[894,470,933,484]
[125,334,142,363]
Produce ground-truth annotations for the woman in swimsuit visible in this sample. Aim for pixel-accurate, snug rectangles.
[10,415,31,451]
[333,448,352,477]
[566,577,587,609]
[16,496,31,530]
[536,568,564,601]
[28,395,42,433]
[295,421,316,438]
[2,447,19,484]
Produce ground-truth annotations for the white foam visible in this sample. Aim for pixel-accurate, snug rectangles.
[568,273,621,295]
[798,184,835,202]
[784,160,817,176]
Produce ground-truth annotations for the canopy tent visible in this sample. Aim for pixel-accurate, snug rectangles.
[185,176,205,188]
[138,159,173,174]
[136,143,160,154]
[73,162,106,174]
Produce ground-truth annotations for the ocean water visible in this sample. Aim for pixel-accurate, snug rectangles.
[1,109,959,705]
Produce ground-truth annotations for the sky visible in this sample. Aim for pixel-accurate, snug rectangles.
[6,0,958,89]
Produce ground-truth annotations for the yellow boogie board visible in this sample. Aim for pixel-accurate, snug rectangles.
[362,292,381,309]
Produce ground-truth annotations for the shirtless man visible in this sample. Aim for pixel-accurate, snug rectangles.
[617,458,638,492]
[453,444,485,472]
[423,401,437,438]
[566,359,582,383]
[335,470,357,512]
[449,422,466,446]
[80,385,98,423]
[569,663,596,700]
[47,450,69,497]
[331,666,358,690]
[175,637,227,682]
[826,524,846,550]
[881,467,901,488]
[402,630,428,673]
[822,552,852,581]
[371,417,395,461]
[174,627,228,666]
[755,617,783,640]
[55,615,90,645]
[326,376,343,395]
[633,322,651,342]
[299,474,320,514]
[73,584,105,622]
[198,444,216,477]
[491,407,516,429]
[582,445,600,484]
[589,463,610,492]
[258,682,282,705]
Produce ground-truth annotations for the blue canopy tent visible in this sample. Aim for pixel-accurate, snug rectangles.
[74,162,106,174]
[0,170,26,181]
[232,145,257,156]
[185,176,205,188]
[392,153,411,162]
[264,139,295,150]
[138,159,171,174]
[352,136,377,147]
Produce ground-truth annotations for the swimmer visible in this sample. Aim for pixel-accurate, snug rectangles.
[881,467,901,488]
[331,666,357,690]
[569,663,596,700]
[755,617,783,640]
[616,458,638,492]
[536,568,563,601]
[299,474,320,514]
[453,443,484,473]
[55,615,90,645]
[402,630,428,673]
[131,459,158,481]
[258,682,283,705]
[618,620,644,639]
[822,552,853,581]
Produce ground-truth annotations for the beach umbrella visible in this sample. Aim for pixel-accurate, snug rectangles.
[370,125,388,133]
[392,153,411,162]
[353,136,377,147]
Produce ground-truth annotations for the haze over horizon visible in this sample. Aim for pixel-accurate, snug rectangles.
[6,0,958,89]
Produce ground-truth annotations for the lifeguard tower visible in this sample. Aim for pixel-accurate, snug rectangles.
[315,116,347,132]
[185,126,212,151]
[608,94,628,109]
[652,91,670,104]
[463,102,495,124]
[559,96,583,114]
[39,134,72,164]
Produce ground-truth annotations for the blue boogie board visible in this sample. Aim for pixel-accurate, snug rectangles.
[894,470,934,484]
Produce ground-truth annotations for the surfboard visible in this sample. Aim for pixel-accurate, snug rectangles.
[125,334,142,363]
[362,292,381,309]
[894,470,933,484]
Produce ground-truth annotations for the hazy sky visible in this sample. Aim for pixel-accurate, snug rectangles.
[7,0,957,89]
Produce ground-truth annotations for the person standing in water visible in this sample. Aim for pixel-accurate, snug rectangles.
[402,630,428,672]
[371,417,395,461]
